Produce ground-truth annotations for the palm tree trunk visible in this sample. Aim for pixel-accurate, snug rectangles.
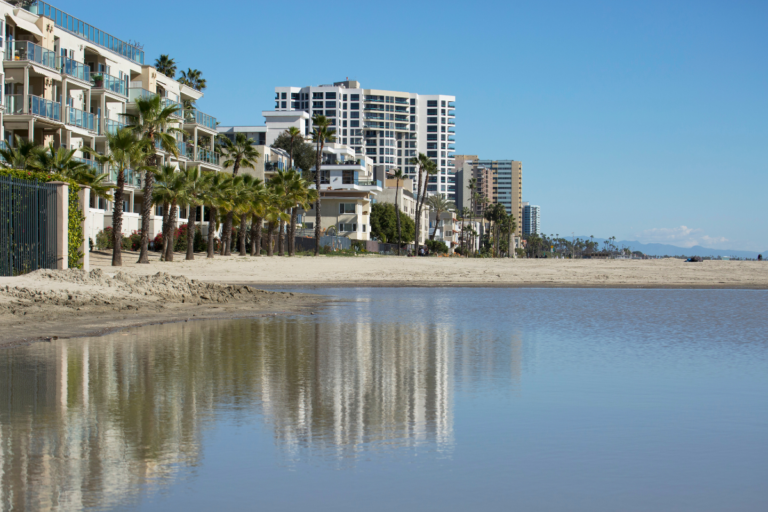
[289,207,298,256]
[207,206,216,259]
[220,211,232,256]
[165,201,177,262]
[395,183,402,256]
[112,170,125,266]
[431,212,440,241]
[267,222,275,257]
[252,215,263,256]
[413,168,422,251]
[278,218,286,256]
[137,170,154,264]
[161,201,170,261]
[239,215,248,256]
[314,141,323,256]
[186,205,196,260]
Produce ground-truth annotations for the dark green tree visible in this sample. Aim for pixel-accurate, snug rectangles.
[371,203,414,245]
[271,131,316,177]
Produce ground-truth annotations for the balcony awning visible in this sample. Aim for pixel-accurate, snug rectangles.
[7,14,43,38]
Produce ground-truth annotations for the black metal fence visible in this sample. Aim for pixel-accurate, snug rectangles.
[0,176,58,276]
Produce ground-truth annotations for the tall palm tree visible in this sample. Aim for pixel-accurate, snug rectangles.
[467,177,477,255]
[311,115,335,256]
[183,166,205,260]
[128,95,181,264]
[285,126,302,169]
[427,194,455,241]
[217,133,260,256]
[178,68,206,92]
[263,189,289,257]
[390,168,406,255]
[0,135,42,170]
[154,54,176,78]
[459,207,471,255]
[409,153,436,251]
[84,128,151,266]
[231,174,260,256]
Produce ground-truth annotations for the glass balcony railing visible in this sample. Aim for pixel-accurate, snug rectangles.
[91,73,126,96]
[448,102,456,108]
[128,88,155,102]
[102,118,127,136]
[176,140,185,158]
[395,98,409,105]
[185,145,195,160]
[184,109,217,129]
[26,1,145,64]
[448,136,456,142]
[448,119,455,125]
[161,98,183,118]
[5,41,57,70]
[448,110,455,116]
[74,157,102,174]
[5,95,24,115]
[356,179,382,187]
[196,148,219,165]
[448,145,456,151]
[59,55,89,81]
[66,106,95,131]
[29,95,61,121]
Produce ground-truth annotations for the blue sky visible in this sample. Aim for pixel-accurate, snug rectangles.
[76,0,767,250]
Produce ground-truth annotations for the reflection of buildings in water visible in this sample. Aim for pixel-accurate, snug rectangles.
[0,311,524,508]
[258,321,454,459]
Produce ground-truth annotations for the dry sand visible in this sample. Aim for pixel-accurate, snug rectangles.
[2,250,766,347]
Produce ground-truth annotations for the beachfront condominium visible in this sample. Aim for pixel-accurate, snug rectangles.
[0,1,222,242]
[272,80,457,201]
[522,202,541,236]
[455,156,523,237]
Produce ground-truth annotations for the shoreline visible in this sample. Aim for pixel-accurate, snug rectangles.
[247,281,768,290]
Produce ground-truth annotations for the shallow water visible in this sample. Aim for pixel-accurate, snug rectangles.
[1,288,767,511]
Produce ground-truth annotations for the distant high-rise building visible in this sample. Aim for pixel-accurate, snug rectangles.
[522,202,540,236]
[272,81,456,201]
[454,156,523,236]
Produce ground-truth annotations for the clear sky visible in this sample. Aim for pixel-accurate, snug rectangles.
[76,0,767,251]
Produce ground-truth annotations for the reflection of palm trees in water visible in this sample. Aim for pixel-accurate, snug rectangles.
[0,316,521,508]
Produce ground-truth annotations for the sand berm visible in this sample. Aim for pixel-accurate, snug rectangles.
[1,251,766,347]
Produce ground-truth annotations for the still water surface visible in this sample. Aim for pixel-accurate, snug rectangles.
[1,288,767,511]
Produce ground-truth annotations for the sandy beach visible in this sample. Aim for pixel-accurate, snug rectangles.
[1,250,766,347]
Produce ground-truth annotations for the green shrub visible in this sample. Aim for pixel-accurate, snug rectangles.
[0,169,83,268]
[426,239,449,254]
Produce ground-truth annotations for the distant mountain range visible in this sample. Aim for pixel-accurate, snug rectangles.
[573,237,765,259]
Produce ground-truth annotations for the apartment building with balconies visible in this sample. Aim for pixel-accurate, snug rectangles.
[454,155,523,237]
[216,125,290,182]
[375,176,430,246]
[271,80,457,202]
[1,1,221,241]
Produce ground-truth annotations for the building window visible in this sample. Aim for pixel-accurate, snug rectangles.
[313,92,323,99]
[281,101,286,108]
[325,101,336,108]
[351,103,359,110]
[338,223,357,232]
[351,94,359,101]
[326,92,337,99]
[281,93,287,99]
[428,100,437,107]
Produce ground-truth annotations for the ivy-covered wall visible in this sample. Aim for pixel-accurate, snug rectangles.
[0,169,84,269]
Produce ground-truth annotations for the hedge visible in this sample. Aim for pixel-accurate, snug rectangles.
[0,169,84,269]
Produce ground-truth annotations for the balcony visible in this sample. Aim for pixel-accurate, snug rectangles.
[395,98,409,105]
[108,166,141,187]
[26,1,145,64]
[196,148,219,165]
[74,157,102,174]
[6,94,61,122]
[448,136,455,142]
[356,179,382,187]
[66,106,95,131]
[448,102,455,108]
[59,55,89,82]
[102,118,127,136]
[162,98,183,118]
[128,88,155,102]
[448,145,456,151]
[91,73,126,96]
[448,110,455,116]
[448,119,455,125]
[184,109,217,130]
[5,41,57,71]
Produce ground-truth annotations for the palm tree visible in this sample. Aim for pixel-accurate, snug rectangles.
[390,168,406,255]
[34,143,115,200]
[409,153,436,251]
[84,128,151,266]
[467,177,477,255]
[459,207,471,255]
[128,95,181,264]
[153,165,191,262]
[247,179,269,257]
[217,133,260,256]
[231,174,260,257]
[183,166,205,260]
[199,172,232,259]
[0,135,42,170]
[263,188,289,257]
[154,54,176,78]
[280,169,314,256]
[311,115,336,256]
[285,126,302,170]
[427,194,456,241]
[178,68,206,92]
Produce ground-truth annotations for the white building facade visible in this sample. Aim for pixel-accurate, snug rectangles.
[522,202,540,236]
[272,80,457,203]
